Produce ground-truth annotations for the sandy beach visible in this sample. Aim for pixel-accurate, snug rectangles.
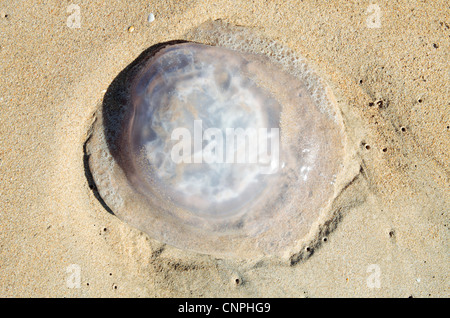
[0,0,448,297]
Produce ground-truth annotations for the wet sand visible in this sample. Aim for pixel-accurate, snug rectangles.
[0,0,448,297]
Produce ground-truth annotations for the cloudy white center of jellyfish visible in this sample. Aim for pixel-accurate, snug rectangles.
[131,44,282,216]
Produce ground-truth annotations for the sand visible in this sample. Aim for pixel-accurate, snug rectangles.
[0,0,448,297]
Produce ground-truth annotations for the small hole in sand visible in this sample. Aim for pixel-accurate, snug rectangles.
[368,102,374,107]
[401,127,406,132]
[382,148,387,152]
[365,144,371,150]
[322,237,328,242]
[305,246,311,252]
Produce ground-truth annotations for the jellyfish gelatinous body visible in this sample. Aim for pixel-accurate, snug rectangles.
[130,43,282,217]
[86,23,346,258]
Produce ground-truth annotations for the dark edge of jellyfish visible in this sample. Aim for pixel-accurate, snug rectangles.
[84,40,192,215]
[101,40,191,177]
[84,40,193,215]
[83,136,115,215]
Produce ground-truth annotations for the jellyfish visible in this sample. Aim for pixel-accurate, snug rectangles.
[85,21,347,258]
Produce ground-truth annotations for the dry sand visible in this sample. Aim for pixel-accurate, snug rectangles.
[0,0,448,297]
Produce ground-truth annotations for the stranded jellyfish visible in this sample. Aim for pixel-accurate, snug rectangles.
[85,21,347,258]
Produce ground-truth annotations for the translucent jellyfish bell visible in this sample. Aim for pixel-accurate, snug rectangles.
[130,43,282,217]
[86,27,346,258]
